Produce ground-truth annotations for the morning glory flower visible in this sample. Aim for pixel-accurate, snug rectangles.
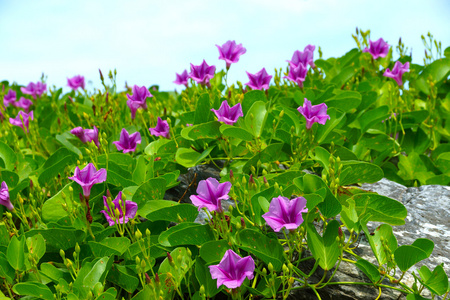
[149,117,170,138]
[126,85,153,119]
[3,90,16,107]
[189,60,216,88]
[297,98,330,129]
[363,38,389,59]
[284,63,308,87]
[288,44,316,68]
[67,75,85,90]
[100,191,138,226]
[211,100,243,125]
[21,82,47,99]
[262,196,308,232]
[245,68,272,90]
[383,61,410,86]
[9,110,34,132]
[173,70,189,87]
[216,40,247,69]
[68,163,107,198]
[209,249,255,289]
[0,181,14,211]
[190,177,231,213]
[113,128,142,153]
[13,97,33,113]
[71,126,100,148]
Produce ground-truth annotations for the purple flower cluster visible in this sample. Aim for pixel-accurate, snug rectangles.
[100,191,138,226]
[216,40,247,70]
[126,85,152,119]
[0,181,14,211]
[21,82,46,99]
[284,45,316,88]
[71,126,100,148]
[67,75,85,90]
[363,38,389,59]
[211,100,243,125]
[297,98,330,129]
[383,61,410,86]
[209,249,255,289]
[189,60,216,88]
[113,128,141,153]
[68,163,107,198]
[262,196,308,232]
[10,111,34,132]
[189,177,231,213]
[149,117,170,138]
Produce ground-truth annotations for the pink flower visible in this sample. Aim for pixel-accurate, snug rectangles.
[13,97,33,113]
[245,68,272,90]
[383,61,410,86]
[21,82,46,99]
[173,70,189,87]
[288,44,316,68]
[149,117,170,138]
[216,40,247,69]
[209,249,255,289]
[68,163,107,198]
[297,98,330,129]
[100,191,138,226]
[67,75,85,90]
[189,177,231,213]
[211,100,243,125]
[262,196,308,232]
[3,90,16,107]
[284,63,308,87]
[9,111,34,132]
[189,60,216,88]
[0,181,14,211]
[70,126,100,148]
[113,128,141,153]
[363,38,389,59]
[126,85,152,119]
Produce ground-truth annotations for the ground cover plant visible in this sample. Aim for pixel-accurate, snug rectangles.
[0,29,450,299]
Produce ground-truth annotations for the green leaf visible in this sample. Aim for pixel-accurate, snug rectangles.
[0,141,17,170]
[406,294,431,300]
[242,90,266,115]
[330,66,358,87]
[42,183,74,223]
[175,146,215,168]
[7,235,25,271]
[140,201,198,223]
[415,58,450,94]
[435,152,450,174]
[195,257,221,298]
[159,223,215,247]
[144,139,176,156]
[56,132,82,156]
[220,124,253,141]
[26,234,46,262]
[25,227,86,252]
[194,93,213,124]
[242,143,284,173]
[325,90,362,112]
[306,220,341,271]
[199,240,230,264]
[340,198,360,232]
[355,259,381,283]
[238,229,285,271]
[245,101,267,138]
[131,286,155,300]
[418,265,449,296]
[132,155,147,185]
[107,265,139,293]
[353,194,407,226]
[88,237,131,257]
[181,121,221,141]
[159,247,194,285]
[316,107,346,144]
[132,178,167,208]
[102,161,136,188]
[13,282,54,300]
[394,239,434,272]
[83,256,114,290]
[339,161,384,185]
[0,252,15,284]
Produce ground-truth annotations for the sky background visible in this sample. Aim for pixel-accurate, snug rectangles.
[0,0,449,92]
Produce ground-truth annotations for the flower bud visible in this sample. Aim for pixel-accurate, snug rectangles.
[268,262,274,273]
[60,249,65,260]
[68,186,73,193]
[140,259,146,270]
[135,229,142,240]
[146,229,151,238]
[279,110,285,118]
[75,243,81,254]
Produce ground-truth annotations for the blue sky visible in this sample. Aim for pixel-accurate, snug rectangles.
[0,0,449,92]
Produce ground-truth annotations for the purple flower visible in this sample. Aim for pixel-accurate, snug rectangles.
[100,191,138,226]
[297,98,330,129]
[288,45,316,68]
[383,61,410,86]
[209,249,255,289]
[68,163,107,198]
[3,90,16,107]
[189,60,216,87]
[13,97,33,113]
[9,111,34,132]
[262,196,308,232]
[20,82,47,99]
[70,126,100,148]
[211,100,243,125]
[245,68,272,90]
[149,117,170,138]
[173,70,189,87]
[67,75,85,90]
[189,177,231,213]
[363,38,389,59]
[284,63,308,87]
[216,40,247,69]
[0,181,14,211]
[126,85,153,119]
[113,128,142,153]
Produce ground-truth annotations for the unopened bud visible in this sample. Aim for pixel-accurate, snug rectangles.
[268,262,274,272]
[135,229,142,240]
